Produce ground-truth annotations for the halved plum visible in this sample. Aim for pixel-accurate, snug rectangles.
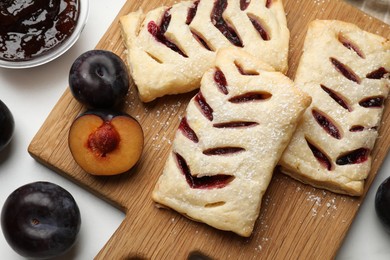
[68,109,144,176]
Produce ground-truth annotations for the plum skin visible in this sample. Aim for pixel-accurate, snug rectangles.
[69,49,129,109]
[1,181,81,259]
[375,176,390,233]
[0,100,14,152]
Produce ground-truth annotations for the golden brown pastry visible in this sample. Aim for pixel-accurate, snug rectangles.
[120,0,289,102]
[280,20,390,196]
[152,48,311,236]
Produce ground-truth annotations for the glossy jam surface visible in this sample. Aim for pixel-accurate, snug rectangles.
[175,153,233,189]
[306,138,332,171]
[336,148,369,165]
[312,109,342,139]
[195,91,214,121]
[148,9,187,57]
[214,68,228,95]
[179,117,199,143]
[211,0,243,47]
[0,0,80,61]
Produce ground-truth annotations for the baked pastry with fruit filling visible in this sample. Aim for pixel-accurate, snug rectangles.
[120,0,289,102]
[152,48,311,237]
[279,20,390,196]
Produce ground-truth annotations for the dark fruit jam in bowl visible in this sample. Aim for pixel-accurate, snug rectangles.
[0,0,80,62]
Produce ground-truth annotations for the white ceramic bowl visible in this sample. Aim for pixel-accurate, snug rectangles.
[0,0,89,69]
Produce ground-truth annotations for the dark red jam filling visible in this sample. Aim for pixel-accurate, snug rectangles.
[195,91,214,121]
[306,138,332,171]
[211,0,243,47]
[349,125,365,132]
[234,61,259,75]
[330,57,361,84]
[186,0,200,25]
[213,121,258,128]
[320,84,351,111]
[241,0,271,11]
[359,96,385,108]
[191,32,212,51]
[350,125,378,132]
[249,16,270,41]
[179,117,199,143]
[0,0,80,61]
[312,109,342,139]
[148,9,188,57]
[214,68,228,95]
[203,147,245,155]
[240,0,250,10]
[366,67,389,79]
[186,1,212,51]
[228,92,272,103]
[338,34,365,58]
[175,153,234,189]
[336,148,369,165]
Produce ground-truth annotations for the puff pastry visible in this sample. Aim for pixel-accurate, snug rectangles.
[280,20,390,196]
[152,48,311,236]
[120,0,289,102]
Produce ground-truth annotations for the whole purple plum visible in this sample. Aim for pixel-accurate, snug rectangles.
[69,49,129,109]
[0,99,14,152]
[1,181,81,259]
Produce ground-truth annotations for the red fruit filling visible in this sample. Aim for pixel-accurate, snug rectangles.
[350,125,378,132]
[321,84,351,111]
[214,68,228,95]
[195,91,214,121]
[179,117,199,143]
[349,125,365,132]
[312,109,342,139]
[186,0,200,24]
[175,153,234,189]
[366,67,389,79]
[240,0,250,11]
[234,61,259,75]
[87,123,120,157]
[229,91,272,103]
[336,148,369,165]
[203,147,245,155]
[186,1,212,50]
[306,138,332,171]
[213,121,258,128]
[148,10,188,57]
[211,0,243,47]
[266,0,272,8]
[191,32,212,50]
[330,57,361,84]
[359,96,385,108]
[248,16,270,41]
[338,34,365,58]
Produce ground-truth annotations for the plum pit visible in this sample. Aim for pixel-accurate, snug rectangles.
[88,123,120,157]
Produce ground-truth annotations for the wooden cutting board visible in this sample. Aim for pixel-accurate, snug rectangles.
[28,0,390,259]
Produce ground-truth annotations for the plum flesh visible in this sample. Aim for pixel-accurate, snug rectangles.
[68,109,144,175]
